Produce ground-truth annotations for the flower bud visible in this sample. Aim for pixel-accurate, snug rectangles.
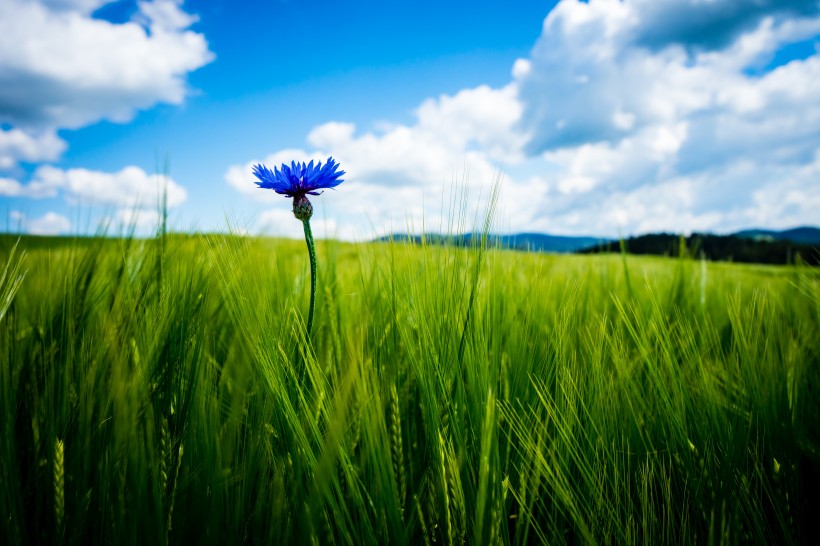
[292,195,313,220]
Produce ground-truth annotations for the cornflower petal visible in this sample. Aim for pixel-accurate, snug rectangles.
[252,157,346,199]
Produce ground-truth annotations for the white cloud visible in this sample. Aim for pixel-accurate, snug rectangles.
[10,210,71,235]
[3,165,188,235]
[225,84,523,240]
[134,0,199,32]
[227,0,820,239]
[413,84,525,162]
[0,167,65,198]
[0,177,23,196]
[249,174,499,242]
[227,83,521,195]
[225,149,331,201]
[115,208,162,231]
[258,208,341,240]
[517,1,820,154]
[24,165,188,208]
[0,128,66,170]
[0,0,213,168]
[511,58,532,78]
[0,0,209,230]
[531,154,820,236]
[512,0,820,235]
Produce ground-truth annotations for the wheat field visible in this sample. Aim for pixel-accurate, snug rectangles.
[1,230,818,545]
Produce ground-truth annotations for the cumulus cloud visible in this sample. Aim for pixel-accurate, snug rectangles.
[10,210,72,235]
[3,163,186,225]
[529,152,820,236]
[0,0,213,131]
[134,0,199,31]
[227,0,820,239]
[0,0,205,226]
[253,179,474,241]
[258,208,341,240]
[0,173,63,199]
[517,0,820,155]
[0,0,212,172]
[514,0,820,234]
[0,128,66,170]
[4,165,188,236]
[115,208,162,231]
[225,149,331,202]
[228,84,520,193]
[225,84,521,237]
[0,178,23,196]
[29,165,187,208]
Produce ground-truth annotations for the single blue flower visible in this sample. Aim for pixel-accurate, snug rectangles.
[251,158,344,336]
[252,157,345,198]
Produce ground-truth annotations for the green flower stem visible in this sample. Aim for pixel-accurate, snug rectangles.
[302,218,317,338]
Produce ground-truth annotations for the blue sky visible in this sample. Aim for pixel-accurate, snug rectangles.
[1,0,819,239]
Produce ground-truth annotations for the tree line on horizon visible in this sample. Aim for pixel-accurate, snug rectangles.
[579,232,819,266]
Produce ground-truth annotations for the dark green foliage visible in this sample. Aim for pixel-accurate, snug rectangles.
[581,232,820,265]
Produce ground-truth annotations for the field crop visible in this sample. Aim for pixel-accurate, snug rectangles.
[1,230,818,545]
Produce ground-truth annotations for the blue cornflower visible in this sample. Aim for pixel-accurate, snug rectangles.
[251,157,345,338]
[252,157,345,198]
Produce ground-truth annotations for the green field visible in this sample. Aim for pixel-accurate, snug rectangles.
[1,232,818,545]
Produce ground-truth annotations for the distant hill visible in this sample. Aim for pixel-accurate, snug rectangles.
[732,226,820,245]
[483,232,611,253]
[376,226,820,266]
[376,232,610,253]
